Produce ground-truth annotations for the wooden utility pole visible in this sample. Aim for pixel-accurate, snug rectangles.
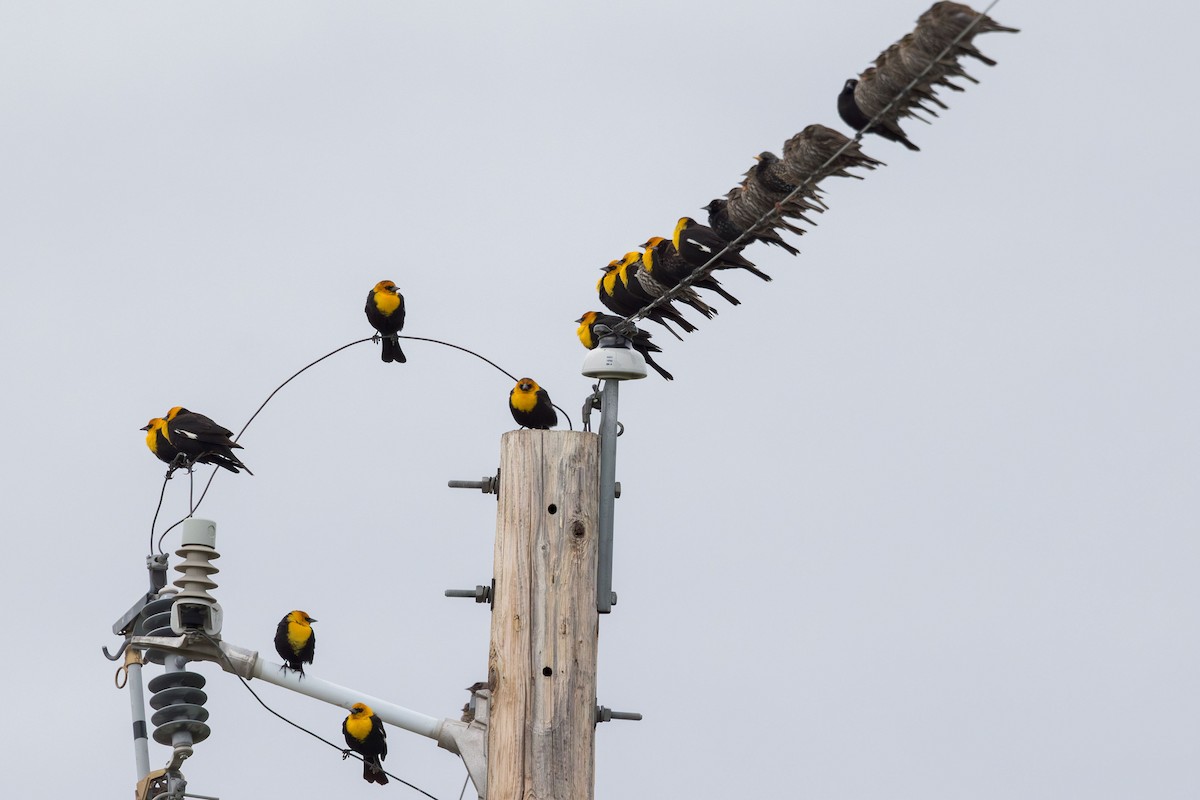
[487,430,600,800]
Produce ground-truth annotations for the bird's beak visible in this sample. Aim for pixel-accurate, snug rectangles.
[140,424,151,431]
[308,617,318,623]
[574,316,584,323]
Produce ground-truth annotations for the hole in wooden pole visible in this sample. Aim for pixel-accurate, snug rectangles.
[547,504,558,514]
[542,666,553,677]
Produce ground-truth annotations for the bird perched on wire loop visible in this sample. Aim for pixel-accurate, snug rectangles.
[364,280,407,363]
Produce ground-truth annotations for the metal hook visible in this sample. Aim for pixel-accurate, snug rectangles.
[102,638,131,662]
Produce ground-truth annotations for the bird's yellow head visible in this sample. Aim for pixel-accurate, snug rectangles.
[642,236,666,250]
[672,218,695,249]
[287,610,317,627]
[141,418,166,452]
[372,280,400,295]
[165,406,187,421]
[575,312,599,350]
[514,377,540,395]
[349,702,373,718]
[616,253,640,286]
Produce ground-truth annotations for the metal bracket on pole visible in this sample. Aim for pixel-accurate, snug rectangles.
[596,705,643,724]
[596,379,620,614]
[448,470,500,496]
[582,326,647,614]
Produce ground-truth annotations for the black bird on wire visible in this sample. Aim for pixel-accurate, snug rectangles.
[343,703,389,785]
[509,377,558,429]
[364,280,406,363]
[576,311,674,381]
[641,237,740,307]
[163,406,252,474]
[597,257,697,339]
[273,610,316,677]
[672,218,772,282]
[838,78,921,151]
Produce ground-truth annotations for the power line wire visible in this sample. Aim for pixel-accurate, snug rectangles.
[200,633,448,800]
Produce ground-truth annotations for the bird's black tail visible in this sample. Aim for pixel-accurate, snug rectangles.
[644,354,674,381]
[364,757,389,785]
[382,335,407,364]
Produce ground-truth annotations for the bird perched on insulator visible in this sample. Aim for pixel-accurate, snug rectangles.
[576,311,674,381]
[672,218,772,282]
[642,237,740,307]
[163,406,251,474]
[343,703,388,785]
[274,610,316,677]
[509,377,557,429]
[704,195,802,256]
[625,250,717,319]
[598,257,697,339]
[364,280,406,364]
[782,124,885,182]
[838,77,921,151]
[141,417,184,470]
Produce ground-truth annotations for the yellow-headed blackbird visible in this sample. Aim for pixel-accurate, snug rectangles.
[163,407,252,474]
[642,237,740,307]
[273,610,316,677]
[509,377,557,429]
[364,280,406,363]
[576,311,673,381]
[597,257,696,340]
[672,218,772,282]
[343,702,388,785]
[141,417,182,467]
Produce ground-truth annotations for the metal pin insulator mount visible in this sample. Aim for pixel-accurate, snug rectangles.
[596,705,642,723]
[445,583,492,604]
[448,470,500,495]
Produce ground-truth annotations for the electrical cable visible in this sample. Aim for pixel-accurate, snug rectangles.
[151,331,575,552]
[615,0,1002,335]
[200,633,445,800]
[400,335,574,430]
[153,336,373,553]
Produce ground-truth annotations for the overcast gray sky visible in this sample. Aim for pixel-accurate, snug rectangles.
[2,1,1197,797]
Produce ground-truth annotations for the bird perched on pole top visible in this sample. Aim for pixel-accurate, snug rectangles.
[273,610,316,677]
[343,703,388,785]
[364,280,406,363]
[162,406,251,474]
[509,377,557,430]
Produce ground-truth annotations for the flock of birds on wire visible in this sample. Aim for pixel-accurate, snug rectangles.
[132,4,1016,787]
[582,1,1017,382]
